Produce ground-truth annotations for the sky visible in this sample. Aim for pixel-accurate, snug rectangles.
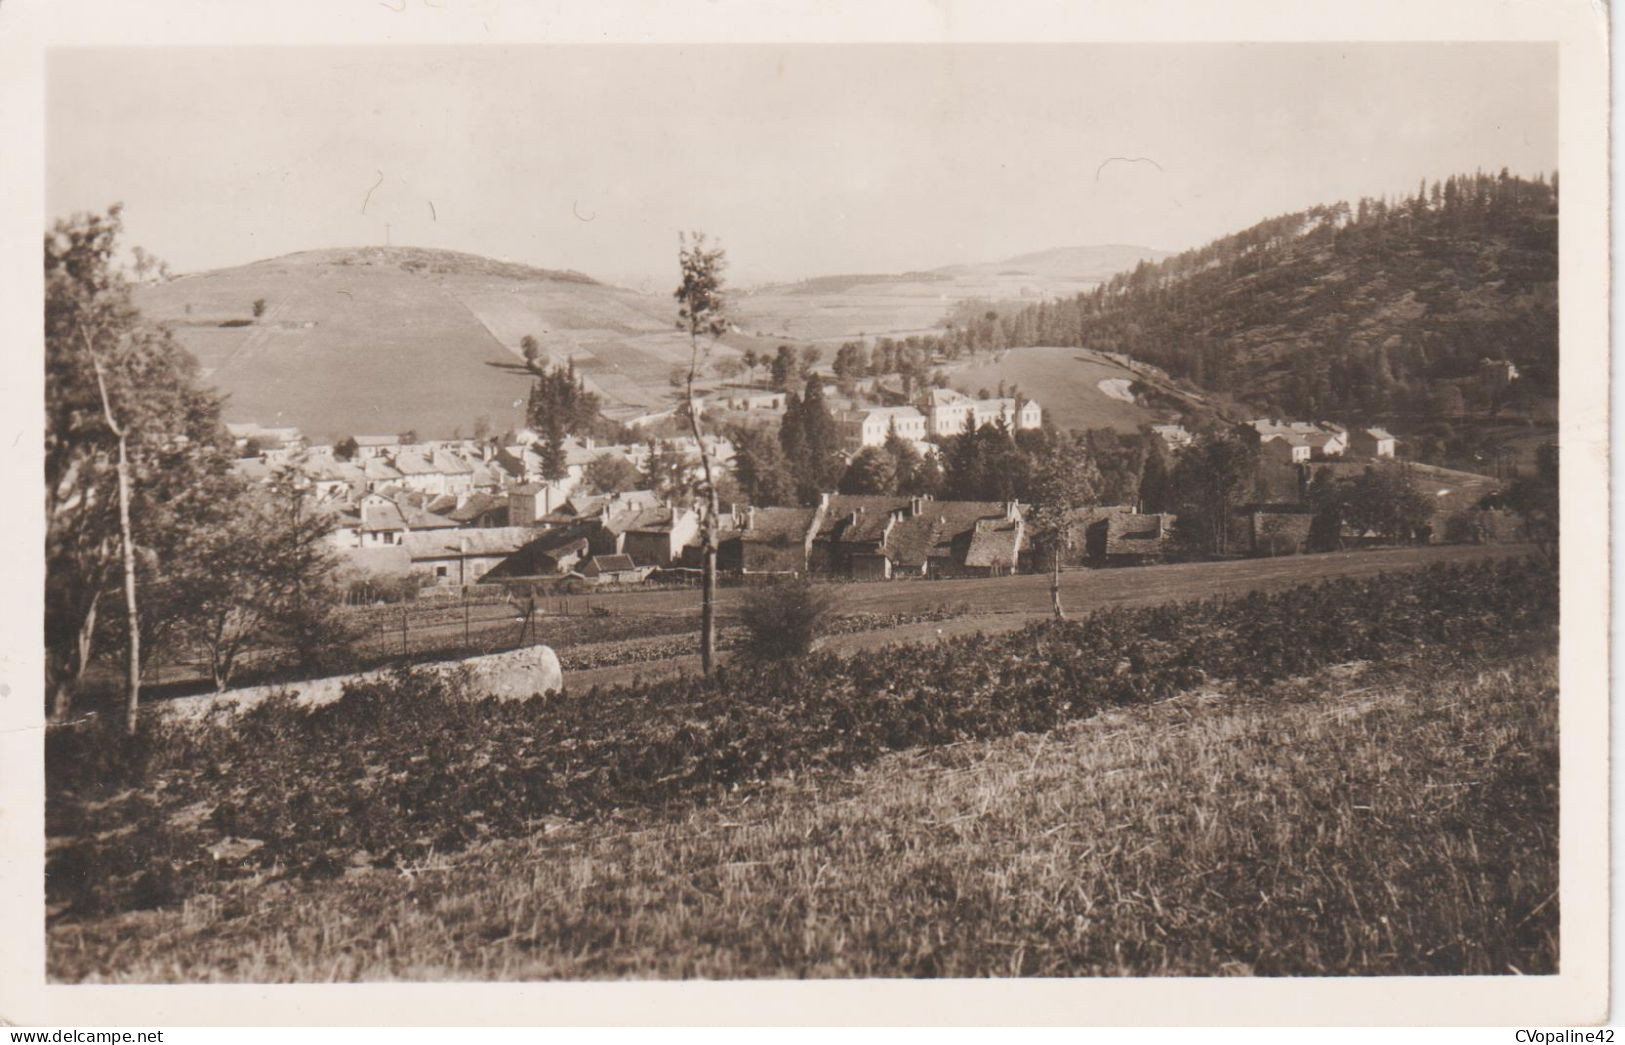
[46,43,1557,289]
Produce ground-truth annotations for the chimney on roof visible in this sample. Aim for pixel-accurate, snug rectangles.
[820,491,832,509]
[909,495,924,515]
[747,505,756,530]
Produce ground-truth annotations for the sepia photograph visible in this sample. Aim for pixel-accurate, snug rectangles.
[1,0,1611,1028]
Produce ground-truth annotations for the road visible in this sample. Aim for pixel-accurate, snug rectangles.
[564,543,1530,690]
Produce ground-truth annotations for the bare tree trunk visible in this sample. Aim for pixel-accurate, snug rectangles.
[82,325,141,735]
[686,340,719,676]
[1050,549,1064,620]
[114,432,140,734]
[51,595,100,722]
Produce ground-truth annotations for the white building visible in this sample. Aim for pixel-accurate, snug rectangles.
[839,406,929,451]
[925,388,1042,437]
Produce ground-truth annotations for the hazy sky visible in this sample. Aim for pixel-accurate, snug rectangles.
[47,44,1557,288]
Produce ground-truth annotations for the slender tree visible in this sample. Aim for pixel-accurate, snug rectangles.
[1026,433,1102,619]
[46,205,235,726]
[80,325,142,732]
[674,232,729,674]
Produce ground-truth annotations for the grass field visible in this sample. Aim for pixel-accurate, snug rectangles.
[942,346,1192,433]
[47,646,1556,981]
[135,247,780,438]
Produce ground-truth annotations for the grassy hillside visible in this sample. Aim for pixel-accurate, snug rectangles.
[48,645,1555,981]
[135,247,774,439]
[735,244,1168,343]
[942,346,1202,433]
[993,173,1558,424]
[47,556,1555,980]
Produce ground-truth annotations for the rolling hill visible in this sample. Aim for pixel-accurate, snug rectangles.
[733,244,1169,343]
[133,246,775,441]
[990,173,1559,424]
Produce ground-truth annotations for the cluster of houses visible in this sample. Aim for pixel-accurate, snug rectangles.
[366,491,1179,589]
[1241,418,1396,463]
[225,398,1515,592]
[232,420,1182,588]
[227,424,741,585]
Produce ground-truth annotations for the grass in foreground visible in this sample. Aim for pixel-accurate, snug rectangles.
[49,649,1556,981]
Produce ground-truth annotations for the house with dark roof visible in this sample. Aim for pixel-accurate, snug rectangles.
[348,490,461,548]
[604,504,700,567]
[449,490,510,528]
[1103,512,1177,563]
[1231,504,1317,556]
[578,553,649,584]
[810,493,1026,579]
[711,505,827,575]
[404,528,548,585]
[1348,427,1397,458]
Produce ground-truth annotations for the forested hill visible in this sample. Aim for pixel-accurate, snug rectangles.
[998,171,1558,420]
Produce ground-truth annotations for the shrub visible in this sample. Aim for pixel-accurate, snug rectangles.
[736,577,838,661]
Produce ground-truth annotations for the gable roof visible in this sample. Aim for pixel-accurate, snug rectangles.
[882,513,939,569]
[963,518,1023,568]
[361,457,403,481]
[402,527,541,561]
[448,491,508,523]
[1105,512,1175,556]
[583,553,638,575]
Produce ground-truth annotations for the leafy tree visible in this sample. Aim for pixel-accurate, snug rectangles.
[520,334,543,370]
[770,344,798,391]
[154,470,349,691]
[333,436,360,461]
[397,428,419,446]
[1024,433,1102,618]
[641,439,696,500]
[735,576,836,662]
[674,231,730,675]
[45,205,237,728]
[1504,443,1558,563]
[729,426,798,506]
[251,298,267,320]
[838,446,897,495]
[526,359,601,482]
[884,428,939,496]
[1170,434,1259,557]
[583,452,642,494]
[1342,466,1436,542]
[1138,435,1175,512]
[741,348,759,384]
[795,382,844,500]
[939,421,1029,502]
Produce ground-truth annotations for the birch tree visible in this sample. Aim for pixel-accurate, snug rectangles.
[674,232,729,674]
[45,206,235,725]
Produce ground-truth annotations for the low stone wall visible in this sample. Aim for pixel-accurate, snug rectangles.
[161,645,563,721]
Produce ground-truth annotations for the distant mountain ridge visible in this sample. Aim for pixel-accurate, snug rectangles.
[748,243,1170,296]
